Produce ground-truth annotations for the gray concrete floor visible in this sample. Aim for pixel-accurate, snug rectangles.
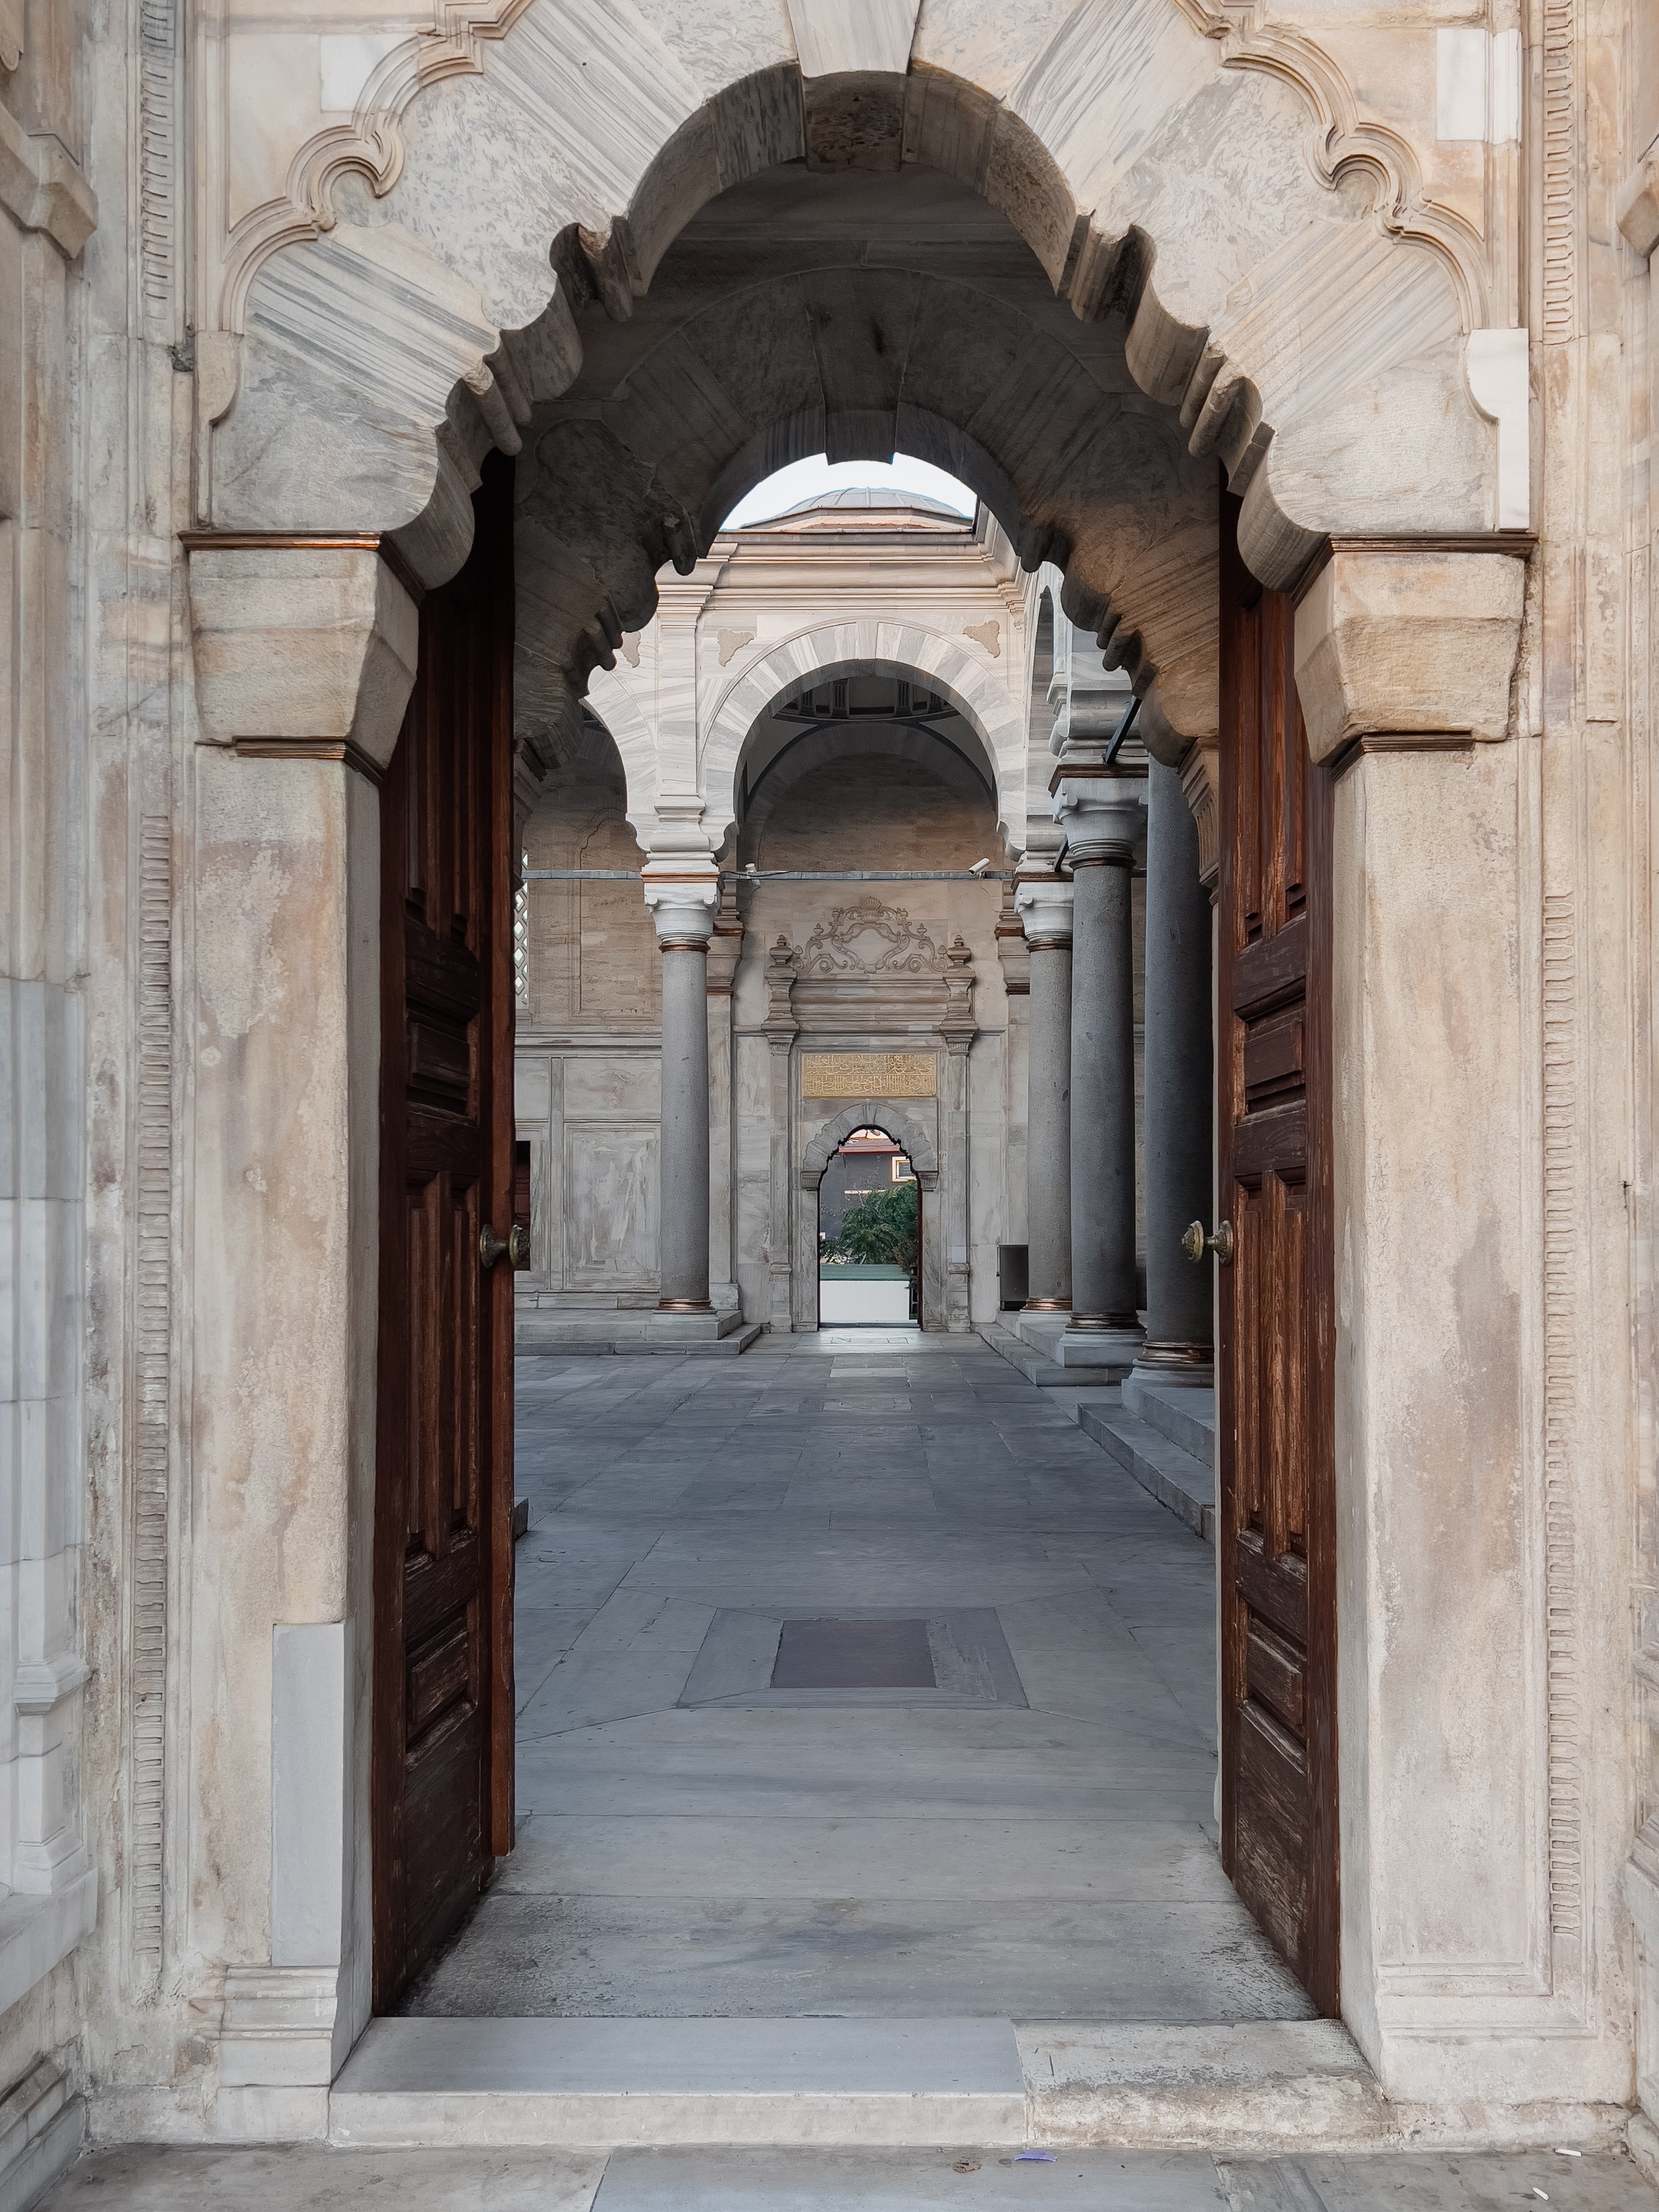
[402,1329,1309,2021]
[42,2146,1659,2212]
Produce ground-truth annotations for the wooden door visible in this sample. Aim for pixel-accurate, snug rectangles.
[373,455,517,2010]
[1216,494,1338,2013]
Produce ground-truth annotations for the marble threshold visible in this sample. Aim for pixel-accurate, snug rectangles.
[326,2016,1411,2152]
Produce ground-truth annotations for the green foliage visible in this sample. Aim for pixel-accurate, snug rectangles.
[828,1180,919,1272]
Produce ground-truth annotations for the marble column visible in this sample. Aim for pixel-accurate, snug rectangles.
[1056,770,1146,1362]
[1014,876,1073,1311]
[1136,759,1214,1377]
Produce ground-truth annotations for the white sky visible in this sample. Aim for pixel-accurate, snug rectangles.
[721,453,978,528]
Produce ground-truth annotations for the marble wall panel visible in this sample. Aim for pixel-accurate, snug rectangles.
[563,1121,660,1288]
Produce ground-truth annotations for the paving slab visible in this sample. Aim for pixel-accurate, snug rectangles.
[45,2145,1652,2212]
[410,1336,1295,2021]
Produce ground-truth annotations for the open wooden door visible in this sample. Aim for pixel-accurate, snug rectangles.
[373,454,517,2010]
[1216,494,1338,2014]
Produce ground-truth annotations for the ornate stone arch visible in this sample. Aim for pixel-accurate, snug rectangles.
[704,624,1026,858]
[799,1104,938,1192]
[583,663,661,850]
[198,0,1513,771]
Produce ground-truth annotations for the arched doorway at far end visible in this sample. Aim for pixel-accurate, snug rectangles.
[816,1126,922,1329]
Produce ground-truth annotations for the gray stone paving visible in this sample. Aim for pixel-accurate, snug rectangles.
[41,2146,1657,2212]
[401,1329,1307,2022]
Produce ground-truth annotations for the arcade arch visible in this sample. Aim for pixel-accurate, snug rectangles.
[174,0,1567,2131]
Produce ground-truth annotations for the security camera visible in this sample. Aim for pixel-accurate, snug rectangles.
[969,857,992,875]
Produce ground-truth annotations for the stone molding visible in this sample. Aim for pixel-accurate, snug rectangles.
[1293,541,1529,761]
[184,542,418,769]
[0,105,98,258]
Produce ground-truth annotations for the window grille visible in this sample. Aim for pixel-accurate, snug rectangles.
[514,852,529,1009]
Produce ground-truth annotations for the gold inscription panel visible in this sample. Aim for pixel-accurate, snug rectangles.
[801,1052,937,1099]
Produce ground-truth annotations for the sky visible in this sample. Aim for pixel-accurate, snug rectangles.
[720,453,978,528]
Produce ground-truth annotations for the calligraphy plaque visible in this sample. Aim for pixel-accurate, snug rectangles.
[801,1052,936,1099]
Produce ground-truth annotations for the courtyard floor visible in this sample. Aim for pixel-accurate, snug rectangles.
[400,1328,1307,2023]
[43,2145,1659,2210]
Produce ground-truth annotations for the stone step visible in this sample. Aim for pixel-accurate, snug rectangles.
[1078,1402,1216,1544]
[328,2018,1390,2155]
[1121,1375,1215,1466]
[980,1320,1084,1386]
[329,2017,1026,2149]
[517,1321,763,1358]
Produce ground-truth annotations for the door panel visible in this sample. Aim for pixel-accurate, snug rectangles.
[1217,493,1338,2014]
[373,454,517,2011]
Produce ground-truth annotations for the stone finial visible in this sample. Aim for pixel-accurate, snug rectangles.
[763,936,798,1044]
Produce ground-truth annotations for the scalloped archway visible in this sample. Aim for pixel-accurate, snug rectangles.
[201,0,1509,774]
[799,1103,939,1192]
[705,625,1026,855]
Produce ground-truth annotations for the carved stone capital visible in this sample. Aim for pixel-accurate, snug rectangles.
[185,542,418,771]
[1177,739,1221,892]
[1054,775,1147,868]
[1014,876,1074,947]
[1618,146,1659,259]
[1293,543,1527,763]
[0,105,98,257]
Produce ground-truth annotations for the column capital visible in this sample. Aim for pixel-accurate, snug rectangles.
[184,540,419,773]
[1292,540,1528,761]
[1053,772,1147,868]
[1014,875,1074,947]
[643,862,719,946]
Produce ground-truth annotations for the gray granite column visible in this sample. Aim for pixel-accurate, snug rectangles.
[1014,877,1073,1311]
[654,906,714,1308]
[1056,771,1146,1363]
[1136,760,1214,1378]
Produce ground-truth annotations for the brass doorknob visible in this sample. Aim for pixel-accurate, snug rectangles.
[480,1223,529,1269]
[1182,1219,1234,1266]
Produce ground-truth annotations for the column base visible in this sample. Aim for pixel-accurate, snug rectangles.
[1056,1319,1144,1372]
[1132,1339,1214,1386]
[1022,1299,1071,1313]
[647,1307,748,1342]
